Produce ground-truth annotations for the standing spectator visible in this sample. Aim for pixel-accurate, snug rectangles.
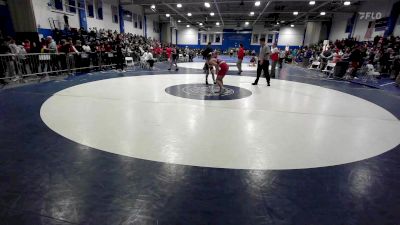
[236,43,244,75]
[166,45,172,62]
[168,45,179,71]
[270,43,279,78]
[278,48,286,68]
[7,37,19,79]
[252,37,271,86]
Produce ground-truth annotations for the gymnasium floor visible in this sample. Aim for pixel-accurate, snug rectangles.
[1,59,400,225]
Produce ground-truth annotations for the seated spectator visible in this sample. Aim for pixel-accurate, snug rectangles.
[143,49,155,69]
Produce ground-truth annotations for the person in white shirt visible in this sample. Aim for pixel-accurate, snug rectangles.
[252,37,271,86]
[143,49,155,69]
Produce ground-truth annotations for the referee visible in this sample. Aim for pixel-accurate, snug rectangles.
[252,37,271,86]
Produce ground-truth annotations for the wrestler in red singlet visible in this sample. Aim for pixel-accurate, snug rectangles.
[208,56,229,93]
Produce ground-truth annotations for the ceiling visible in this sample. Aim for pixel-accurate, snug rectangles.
[121,0,364,28]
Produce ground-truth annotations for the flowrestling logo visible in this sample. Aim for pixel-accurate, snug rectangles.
[359,12,382,20]
[182,85,235,97]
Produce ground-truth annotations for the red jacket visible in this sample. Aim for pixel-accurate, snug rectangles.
[238,47,245,60]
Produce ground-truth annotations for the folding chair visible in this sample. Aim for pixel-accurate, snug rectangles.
[125,57,134,70]
[309,61,321,70]
[322,62,336,78]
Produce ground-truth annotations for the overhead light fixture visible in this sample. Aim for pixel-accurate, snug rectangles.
[216,22,220,26]
[344,1,350,5]
[204,2,211,8]
[186,24,190,27]
[166,14,170,17]
[320,11,326,15]
[250,11,255,16]
[276,22,280,25]
[150,4,156,9]
[309,1,315,5]
[281,20,285,23]
[210,12,215,16]
[293,11,298,15]
[178,20,181,23]
[177,3,182,8]
[255,1,261,6]
[187,12,192,16]
[245,21,249,25]
[200,23,203,26]
[291,24,295,27]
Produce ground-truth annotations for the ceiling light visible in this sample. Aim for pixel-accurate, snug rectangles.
[199,22,203,26]
[166,14,170,17]
[216,22,220,26]
[245,21,249,25]
[309,1,315,5]
[150,4,156,9]
[250,11,255,16]
[178,20,181,23]
[255,1,261,6]
[276,22,279,25]
[210,12,215,16]
[187,12,192,16]
[344,1,350,5]
[186,24,190,27]
[177,3,182,8]
[204,2,211,8]
[320,11,326,15]
[291,24,295,27]
[293,11,298,15]
[281,20,285,23]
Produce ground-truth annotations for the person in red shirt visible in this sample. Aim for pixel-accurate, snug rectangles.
[236,43,245,75]
[23,40,31,53]
[166,45,172,61]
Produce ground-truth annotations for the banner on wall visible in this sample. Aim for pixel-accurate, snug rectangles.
[364,21,375,39]
[169,17,177,29]
[345,13,357,34]
[375,17,389,32]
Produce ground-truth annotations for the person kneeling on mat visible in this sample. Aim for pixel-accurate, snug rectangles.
[207,53,229,94]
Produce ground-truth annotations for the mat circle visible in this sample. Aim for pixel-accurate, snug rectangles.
[165,83,252,100]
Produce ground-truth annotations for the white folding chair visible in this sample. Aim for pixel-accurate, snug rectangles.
[322,62,336,78]
[309,61,321,70]
[125,57,134,69]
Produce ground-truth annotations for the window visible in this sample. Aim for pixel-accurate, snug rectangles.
[209,34,214,43]
[53,0,63,10]
[123,10,132,22]
[215,34,221,43]
[111,5,118,24]
[202,34,207,43]
[87,0,94,17]
[95,0,103,20]
[133,13,138,28]
[67,0,76,13]
[252,34,259,44]
[267,34,273,43]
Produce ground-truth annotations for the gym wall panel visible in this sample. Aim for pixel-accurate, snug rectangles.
[177,26,198,45]
[277,25,305,47]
